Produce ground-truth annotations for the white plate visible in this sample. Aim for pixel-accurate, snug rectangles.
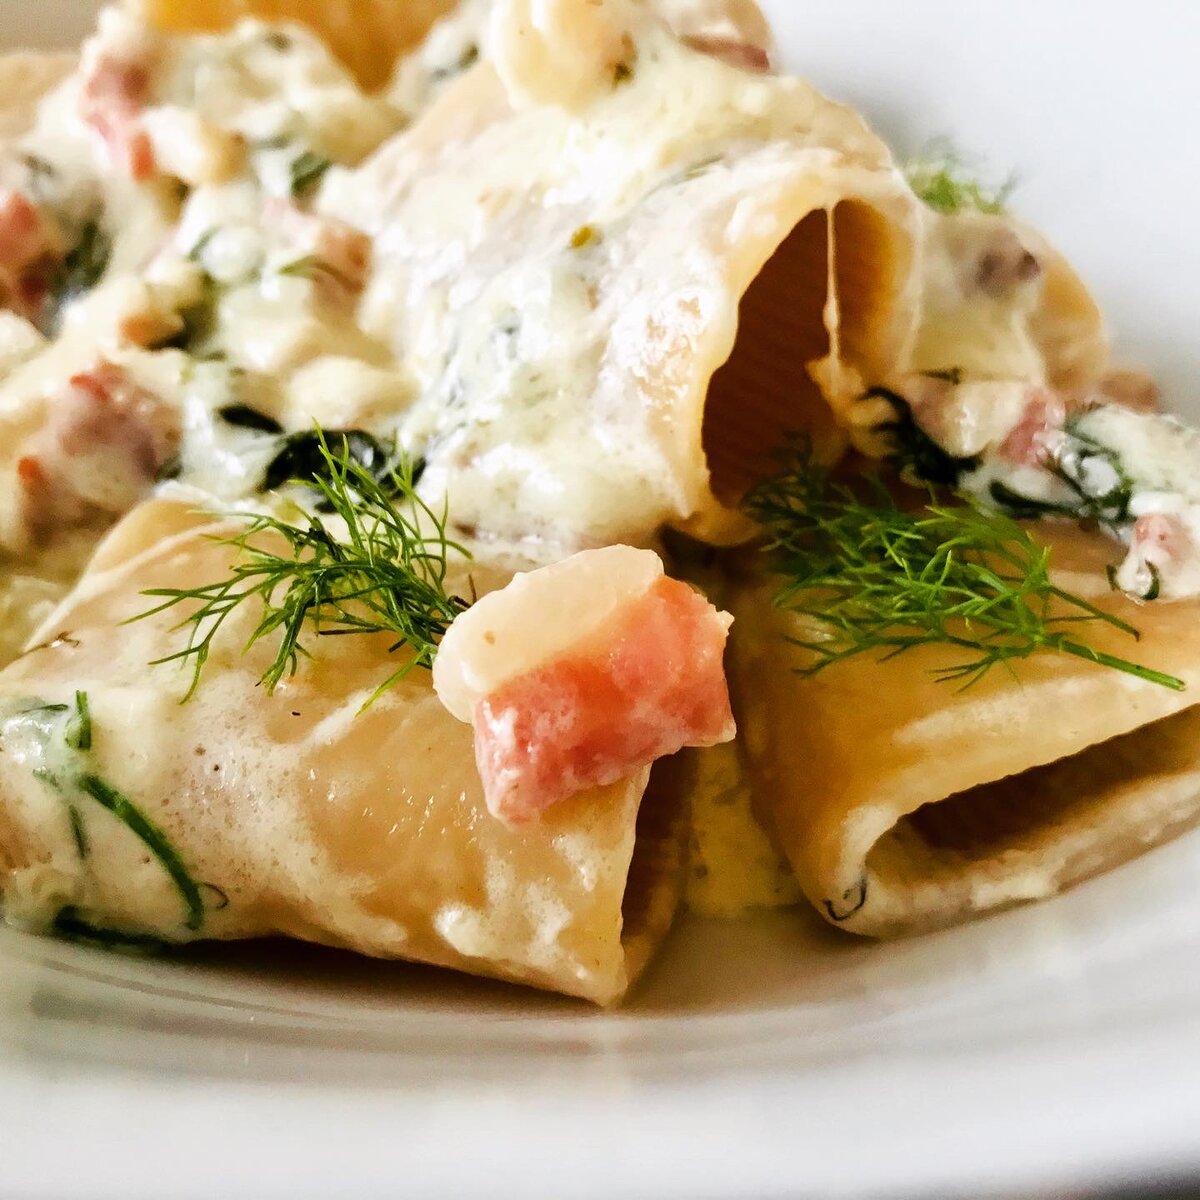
[3,4,1200,1198]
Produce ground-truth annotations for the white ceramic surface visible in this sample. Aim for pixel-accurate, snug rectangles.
[2,4,1200,1199]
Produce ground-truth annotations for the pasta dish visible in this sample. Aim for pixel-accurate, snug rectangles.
[0,0,1197,1006]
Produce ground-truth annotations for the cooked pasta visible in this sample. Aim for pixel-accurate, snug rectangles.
[0,0,1198,1001]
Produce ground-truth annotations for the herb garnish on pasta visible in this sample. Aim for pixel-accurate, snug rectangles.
[747,457,1185,691]
[137,432,471,701]
[905,146,1012,216]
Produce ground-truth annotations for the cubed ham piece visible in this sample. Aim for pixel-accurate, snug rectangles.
[80,53,157,180]
[681,34,771,71]
[15,361,180,543]
[434,546,735,824]
[972,226,1041,298]
[998,387,1067,466]
[0,190,64,322]
[1112,510,1198,600]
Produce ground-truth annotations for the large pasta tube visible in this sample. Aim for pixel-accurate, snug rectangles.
[0,501,687,1004]
[329,28,921,548]
[728,524,1200,937]
[132,0,460,89]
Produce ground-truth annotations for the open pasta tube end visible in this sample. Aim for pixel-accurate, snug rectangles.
[729,523,1200,938]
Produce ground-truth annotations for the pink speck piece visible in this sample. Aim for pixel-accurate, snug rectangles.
[471,576,734,825]
[80,55,157,180]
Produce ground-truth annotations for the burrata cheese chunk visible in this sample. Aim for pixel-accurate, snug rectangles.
[434,545,735,824]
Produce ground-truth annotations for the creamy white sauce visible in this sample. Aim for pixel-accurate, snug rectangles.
[849,204,1200,602]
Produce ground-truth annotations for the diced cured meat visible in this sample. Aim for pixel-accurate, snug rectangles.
[80,53,157,180]
[15,361,180,543]
[434,546,735,824]
[0,190,64,321]
[998,388,1067,466]
[1112,510,1198,600]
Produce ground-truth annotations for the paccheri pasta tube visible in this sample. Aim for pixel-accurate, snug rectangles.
[317,0,921,548]
[728,523,1200,937]
[131,0,461,89]
[5,0,1198,1004]
[0,501,688,1004]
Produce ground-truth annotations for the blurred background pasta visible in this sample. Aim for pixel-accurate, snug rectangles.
[133,0,458,87]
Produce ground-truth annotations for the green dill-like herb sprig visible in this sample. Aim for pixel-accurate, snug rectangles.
[746,457,1184,691]
[905,145,1013,216]
[136,431,471,703]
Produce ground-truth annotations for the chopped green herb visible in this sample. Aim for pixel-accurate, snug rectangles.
[253,132,293,151]
[68,806,89,858]
[430,42,479,83]
[924,368,964,385]
[44,216,112,332]
[156,454,183,483]
[188,228,221,265]
[65,690,91,752]
[52,906,172,953]
[21,153,56,201]
[77,773,205,931]
[218,403,284,435]
[135,430,470,704]
[260,427,391,499]
[905,147,1013,216]
[866,386,981,487]
[988,420,1134,530]
[277,254,356,292]
[746,454,1184,691]
[151,240,225,352]
[289,150,331,198]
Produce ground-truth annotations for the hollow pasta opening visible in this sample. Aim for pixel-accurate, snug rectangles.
[702,209,830,502]
[862,705,1200,929]
[619,755,689,981]
[702,199,908,502]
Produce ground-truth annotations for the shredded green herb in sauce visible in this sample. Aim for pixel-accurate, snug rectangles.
[76,773,206,931]
[51,906,173,952]
[65,689,91,751]
[288,150,332,198]
[43,216,112,332]
[11,692,210,936]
